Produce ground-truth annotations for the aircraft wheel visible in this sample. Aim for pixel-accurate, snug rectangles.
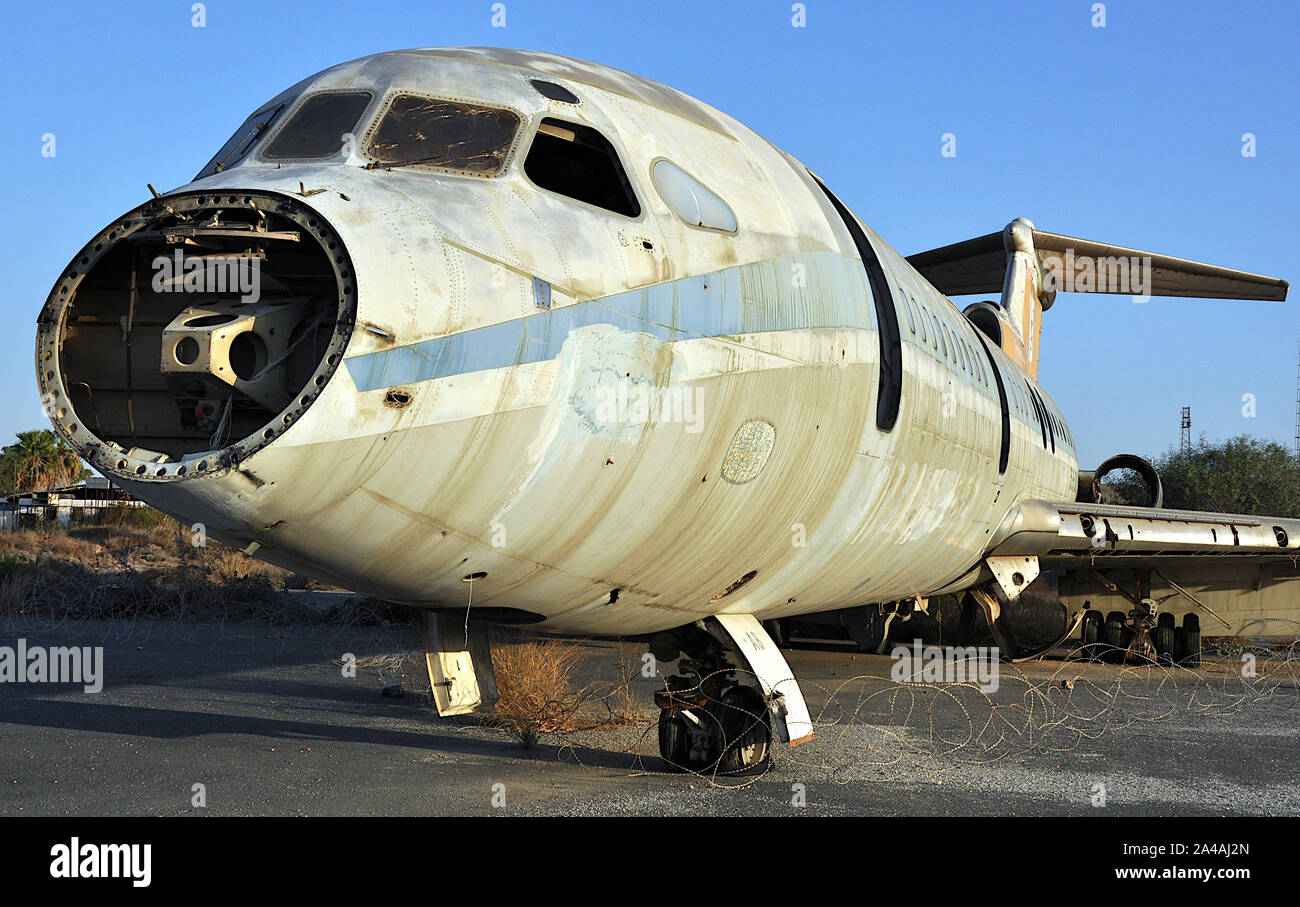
[763,618,790,648]
[1153,613,1176,665]
[847,607,888,653]
[1079,610,1104,661]
[1152,626,1176,664]
[712,687,772,776]
[1102,611,1131,663]
[657,708,690,772]
[1175,614,1201,667]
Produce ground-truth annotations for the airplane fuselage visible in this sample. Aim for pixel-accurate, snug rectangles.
[37,48,1078,635]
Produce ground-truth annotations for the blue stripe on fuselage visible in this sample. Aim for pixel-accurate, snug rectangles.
[344,251,873,392]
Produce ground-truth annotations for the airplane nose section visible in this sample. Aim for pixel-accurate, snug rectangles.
[36,189,357,481]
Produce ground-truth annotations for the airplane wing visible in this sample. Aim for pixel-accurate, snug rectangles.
[986,499,1300,567]
[981,499,1300,641]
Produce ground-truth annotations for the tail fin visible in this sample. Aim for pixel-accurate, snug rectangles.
[907,218,1289,379]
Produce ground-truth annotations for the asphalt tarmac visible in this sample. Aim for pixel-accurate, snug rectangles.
[1,617,1296,816]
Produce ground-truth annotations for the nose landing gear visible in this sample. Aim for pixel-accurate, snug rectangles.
[651,614,812,776]
[656,683,772,775]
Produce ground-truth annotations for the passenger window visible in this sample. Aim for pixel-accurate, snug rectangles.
[366,95,520,174]
[930,314,941,351]
[907,298,919,333]
[525,119,640,216]
[264,92,373,160]
[652,160,737,232]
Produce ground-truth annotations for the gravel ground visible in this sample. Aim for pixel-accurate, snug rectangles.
[0,617,1296,817]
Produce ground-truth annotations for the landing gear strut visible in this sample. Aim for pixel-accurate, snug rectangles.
[651,615,813,776]
[845,598,928,653]
[962,585,1087,662]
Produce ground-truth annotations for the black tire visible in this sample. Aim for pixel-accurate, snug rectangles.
[1152,626,1176,664]
[1178,614,1201,667]
[713,688,772,776]
[1102,611,1131,663]
[763,618,790,648]
[1079,610,1104,661]
[957,594,982,645]
[847,607,888,653]
[657,709,690,772]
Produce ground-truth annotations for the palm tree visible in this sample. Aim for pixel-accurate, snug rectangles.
[0,429,88,494]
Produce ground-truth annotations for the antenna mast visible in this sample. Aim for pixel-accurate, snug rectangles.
[1294,334,1300,459]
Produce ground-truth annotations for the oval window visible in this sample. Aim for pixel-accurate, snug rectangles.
[652,159,737,232]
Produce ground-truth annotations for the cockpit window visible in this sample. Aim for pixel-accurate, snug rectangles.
[365,95,520,174]
[263,91,374,160]
[195,103,286,179]
[524,119,640,217]
[529,79,580,104]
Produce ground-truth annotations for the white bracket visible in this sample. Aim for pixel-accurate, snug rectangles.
[986,555,1040,602]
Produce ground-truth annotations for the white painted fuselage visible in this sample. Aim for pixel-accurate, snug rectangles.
[40,48,1079,635]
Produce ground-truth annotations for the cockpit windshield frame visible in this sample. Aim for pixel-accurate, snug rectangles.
[260,90,377,162]
[360,92,524,178]
[194,102,287,180]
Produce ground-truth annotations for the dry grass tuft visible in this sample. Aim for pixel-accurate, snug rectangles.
[485,640,651,747]
[595,652,650,727]
[0,573,35,614]
[0,515,418,627]
[488,639,594,747]
[208,546,251,583]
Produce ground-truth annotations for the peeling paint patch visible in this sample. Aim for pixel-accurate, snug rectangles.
[383,387,414,408]
[494,325,671,519]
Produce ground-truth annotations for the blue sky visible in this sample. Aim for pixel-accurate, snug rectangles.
[2,0,1296,466]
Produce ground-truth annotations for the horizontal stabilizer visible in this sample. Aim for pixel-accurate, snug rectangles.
[908,227,1289,301]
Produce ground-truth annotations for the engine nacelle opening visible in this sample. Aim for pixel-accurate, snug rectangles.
[1077,453,1163,509]
[962,301,1004,346]
[36,190,356,481]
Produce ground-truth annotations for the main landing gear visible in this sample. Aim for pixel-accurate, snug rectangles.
[1074,568,1204,666]
[1078,605,1201,666]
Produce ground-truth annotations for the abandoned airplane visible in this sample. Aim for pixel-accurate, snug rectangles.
[36,48,1293,774]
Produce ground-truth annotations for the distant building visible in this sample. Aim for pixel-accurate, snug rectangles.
[0,478,148,531]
